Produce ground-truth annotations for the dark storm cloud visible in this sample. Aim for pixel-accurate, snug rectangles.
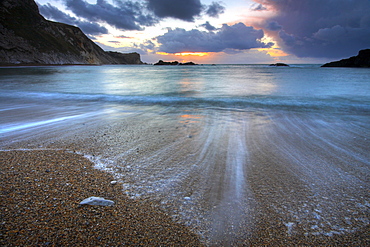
[147,0,225,21]
[39,3,75,24]
[38,3,108,35]
[254,0,370,58]
[266,21,281,31]
[64,0,157,31]
[206,1,225,18]
[147,0,202,22]
[156,22,273,53]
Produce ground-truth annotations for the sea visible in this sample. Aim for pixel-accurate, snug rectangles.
[1,64,369,244]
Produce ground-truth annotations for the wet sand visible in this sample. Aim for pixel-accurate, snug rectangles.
[1,100,369,246]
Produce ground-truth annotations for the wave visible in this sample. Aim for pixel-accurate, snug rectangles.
[2,90,370,114]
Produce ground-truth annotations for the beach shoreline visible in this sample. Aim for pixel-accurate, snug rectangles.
[0,146,370,246]
[1,148,369,246]
[0,149,203,246]
[1,64,369,246]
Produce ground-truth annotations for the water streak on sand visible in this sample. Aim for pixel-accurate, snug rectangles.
[0,114,90,134]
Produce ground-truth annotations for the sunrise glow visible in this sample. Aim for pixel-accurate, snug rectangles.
[258,48,289,57]
[175,52,209,57]
[156,52,209,57]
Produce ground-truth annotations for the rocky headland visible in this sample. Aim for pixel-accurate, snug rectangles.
[0,0,143,65]
[321,49,370,68]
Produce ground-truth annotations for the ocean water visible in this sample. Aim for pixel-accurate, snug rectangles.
[1,64,369,244]
[1,64,369,113]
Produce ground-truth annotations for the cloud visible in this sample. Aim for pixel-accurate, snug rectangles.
[64,0,157,31]
[147,0,202,22]
[147,0,225,21]
[156,22,273,53]
[38,3,109,35]
[115,35,134,39]
[266,21,282,31]
[199,21,217,31]
[206,1,225,18]
[253,0,370,58]
[95,41,148,54]
[250,3,266,11]
[139,40,156,53]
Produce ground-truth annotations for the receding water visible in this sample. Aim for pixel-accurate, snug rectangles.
[1,64,369,245]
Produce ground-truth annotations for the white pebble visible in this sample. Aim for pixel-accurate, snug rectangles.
[79,197,114,206]
[110,180,117,185]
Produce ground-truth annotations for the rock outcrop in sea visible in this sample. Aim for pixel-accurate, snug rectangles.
[154,60,197,66]
[0,0,143,65]
[321,49,370,68]
[269,63,289,67]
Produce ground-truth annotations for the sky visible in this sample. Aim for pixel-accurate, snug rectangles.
[35,0,370,64]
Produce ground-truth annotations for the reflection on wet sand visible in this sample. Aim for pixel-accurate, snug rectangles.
[1,102,369,245]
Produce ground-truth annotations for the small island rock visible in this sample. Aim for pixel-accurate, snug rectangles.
[154,60,197,66]
[179,62,197,66]
[269,63,289,67]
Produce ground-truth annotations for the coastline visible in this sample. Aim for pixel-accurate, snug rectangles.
[0,150,203,246]
[1,65,369,246]
[1,149,368,246]
[0,63,148,67]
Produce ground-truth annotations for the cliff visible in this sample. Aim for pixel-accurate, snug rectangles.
[321,49,370,68]
[106,52,143,65]
[0,0,142,65]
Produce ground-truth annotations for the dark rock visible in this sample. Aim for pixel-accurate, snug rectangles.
[321,49,370,68]
[0,0,143,65]
[154,60,179,65]
[106,51,143,65]
[269,63,289,67]
[179,62,197,66]
[153,60,197,66]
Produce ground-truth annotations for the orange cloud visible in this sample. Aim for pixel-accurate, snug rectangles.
[258,48,289,57]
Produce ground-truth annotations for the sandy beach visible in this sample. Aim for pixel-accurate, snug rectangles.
[1,107,369,246]
[0,150,203,246]
[1,148,368,246]
[1,65,369,246]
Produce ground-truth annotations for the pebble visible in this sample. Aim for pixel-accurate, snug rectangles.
[79,196,115,206]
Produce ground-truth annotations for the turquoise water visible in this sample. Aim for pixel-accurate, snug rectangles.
[0,64,369,113]
[0,64,369,244]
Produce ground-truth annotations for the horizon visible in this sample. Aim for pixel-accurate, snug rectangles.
[34,0,370,65]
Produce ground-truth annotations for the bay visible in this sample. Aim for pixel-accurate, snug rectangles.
[1,64,369,245]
